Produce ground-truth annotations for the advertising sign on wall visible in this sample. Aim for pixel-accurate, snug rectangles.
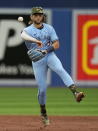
[0,9,51,86]
[72,10,98,85]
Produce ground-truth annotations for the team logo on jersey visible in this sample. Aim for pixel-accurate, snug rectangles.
[72,10,98,85]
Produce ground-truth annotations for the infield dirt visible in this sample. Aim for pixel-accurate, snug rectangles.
[0,116,98,131]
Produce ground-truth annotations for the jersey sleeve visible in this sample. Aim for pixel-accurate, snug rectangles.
[23,27,31,36]
[49,26,59,42]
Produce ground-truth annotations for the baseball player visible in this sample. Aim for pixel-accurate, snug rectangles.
[21,7,85,126]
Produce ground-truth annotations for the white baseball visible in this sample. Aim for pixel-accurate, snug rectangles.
[18,16,23,22]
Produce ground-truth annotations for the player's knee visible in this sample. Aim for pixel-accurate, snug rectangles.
[38,88,46,96]
[56,67,64,74]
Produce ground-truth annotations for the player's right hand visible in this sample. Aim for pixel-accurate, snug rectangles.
[36,40,43,48]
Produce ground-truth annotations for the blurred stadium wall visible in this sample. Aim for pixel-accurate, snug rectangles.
[0,0,98,87]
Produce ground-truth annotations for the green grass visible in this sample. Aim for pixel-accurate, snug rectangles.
[0,87,98,116]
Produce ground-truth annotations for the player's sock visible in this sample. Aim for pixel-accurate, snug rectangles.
[40,104,50,125]
[68,84,78,94]
[40,104,47,116]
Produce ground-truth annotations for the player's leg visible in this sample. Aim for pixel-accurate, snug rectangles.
[32,60,49,125]
[47,52,74,86]
[47,52,85,102]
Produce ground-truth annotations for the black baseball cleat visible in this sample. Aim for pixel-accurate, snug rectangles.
[41,114,50,126]
[74,92,85,102]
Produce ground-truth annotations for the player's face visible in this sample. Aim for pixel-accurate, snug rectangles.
[31,13,44,24]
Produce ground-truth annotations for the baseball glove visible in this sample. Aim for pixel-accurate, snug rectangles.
[27,48,47,62]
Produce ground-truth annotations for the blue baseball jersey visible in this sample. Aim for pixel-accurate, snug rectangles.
[23,23,59,50]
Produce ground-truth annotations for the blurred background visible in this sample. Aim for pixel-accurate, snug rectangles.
[0,0,98,115]
[0,0,98,87]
